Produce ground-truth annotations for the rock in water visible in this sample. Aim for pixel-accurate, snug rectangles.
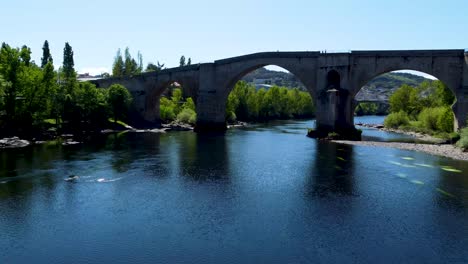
[65,175,79,182]
[0,137,30,148]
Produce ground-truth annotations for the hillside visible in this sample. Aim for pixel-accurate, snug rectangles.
[356,72,429,101]
[243,68,431,101]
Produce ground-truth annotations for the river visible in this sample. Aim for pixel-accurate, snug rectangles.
[1,116,467,263]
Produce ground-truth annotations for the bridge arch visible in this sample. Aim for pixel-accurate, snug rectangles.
[220,64,315,123]
[144,74,199,125]
[220,62,317,102]
[353,69,457,130]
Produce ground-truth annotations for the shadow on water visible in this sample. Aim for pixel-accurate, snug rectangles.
[178,132,230,182]
[306,142,356,198]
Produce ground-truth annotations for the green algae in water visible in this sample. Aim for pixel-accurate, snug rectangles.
[441,166,462,173]
[410,180,424,185]
[414,163,434,168]
[396,173,407,179]
[436,188,455,198]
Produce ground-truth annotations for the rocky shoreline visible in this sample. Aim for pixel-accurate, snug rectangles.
[0,121,249,149]
[333,140,468,161]
[356,122,446,144]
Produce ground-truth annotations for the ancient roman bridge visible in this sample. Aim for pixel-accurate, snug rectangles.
[93,50,468,134]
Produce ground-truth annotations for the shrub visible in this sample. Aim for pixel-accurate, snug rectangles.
[384,111,409,128]
[176,108,196,125]
[417,107,454,133]
[418,108,440,131]
[160,97,176,122]
[436,107,454,133]
[456,127,468,150]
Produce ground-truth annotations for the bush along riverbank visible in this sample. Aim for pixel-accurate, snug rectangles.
[382,80,466,146]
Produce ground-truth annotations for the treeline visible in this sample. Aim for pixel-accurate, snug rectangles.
[111,48,192,77]
[355,102,388,116]
[0,41,132,138]
[226,81,315,122]
[384,80,455,135]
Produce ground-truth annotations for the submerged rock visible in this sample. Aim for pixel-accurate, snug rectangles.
[65,175,79,182]
[163,122,194,131]
[0,137,30,148]
[62,139,80,146]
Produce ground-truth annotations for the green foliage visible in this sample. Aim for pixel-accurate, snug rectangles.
[112,47,142,77]
[226,81,314,122]
[355,102,381,116]
[62,42,75,80]
[437,107,454,133]
[384,111,410,128]
[159,88,196,124]
[456,127,468,150]
[388,84,421,115]
[41,40,53,68]
[112,49,124,77]
[176,108,196,124]
[160,97,176,122]
[108,84,132,123]
[0,41,137,137]
[386,79,455,135]
[417,107,454,133]
[146,61,165,72]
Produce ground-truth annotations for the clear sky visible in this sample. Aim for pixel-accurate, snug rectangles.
[1,0,466,75]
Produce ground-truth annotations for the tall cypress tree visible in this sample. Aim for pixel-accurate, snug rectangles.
[41,40,53,68]
[112,49,124,77]
[63,42,75,80]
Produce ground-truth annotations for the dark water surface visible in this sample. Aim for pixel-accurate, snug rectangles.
[1,117,467,263]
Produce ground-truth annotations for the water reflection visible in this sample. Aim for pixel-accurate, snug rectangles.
[306,142,355,197]
[179,133,230,182]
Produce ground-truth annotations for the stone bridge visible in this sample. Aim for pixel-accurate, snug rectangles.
[93,50,468,134]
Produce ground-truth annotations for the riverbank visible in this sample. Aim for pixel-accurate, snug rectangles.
[334,140,468,161]
[356,122,447,144]
[0,121,249,149]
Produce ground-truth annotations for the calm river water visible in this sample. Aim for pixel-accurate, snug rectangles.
[1,116,467,263]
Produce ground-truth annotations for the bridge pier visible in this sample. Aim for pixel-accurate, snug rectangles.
[311,88,361,140]
[194,64,227,132]
[454,86,468,130]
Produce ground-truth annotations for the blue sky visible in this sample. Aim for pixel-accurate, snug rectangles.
[1,0,466,75]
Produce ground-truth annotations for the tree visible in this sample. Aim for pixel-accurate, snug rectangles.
[107,84,132,123]
[20,45,32,67]
[41,40,53,68]
[388,84,420,115]
[75,82,108,127]
[112,49,124,77]
[124,47,138,76]
[42,62,57,119]
[63,42,75,80]
[187,58,191,66]
[146,63,158,72]
[179,55,186,67]
[137,51,143,73]
[0,43,22,122]
[146,61,165,72]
